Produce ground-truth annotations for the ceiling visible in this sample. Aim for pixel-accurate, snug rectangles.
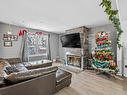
[0,0,112,33]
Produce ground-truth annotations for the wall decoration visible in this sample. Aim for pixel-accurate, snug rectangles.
[100,0,123,48]
[19,29,27,36]
[3,34,18,41]
[4,41,12,47]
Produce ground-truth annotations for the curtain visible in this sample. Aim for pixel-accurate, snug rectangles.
[19,32,28,62]
[48,34,51,60]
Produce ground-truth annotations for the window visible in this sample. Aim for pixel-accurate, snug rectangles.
[27,32,49,61]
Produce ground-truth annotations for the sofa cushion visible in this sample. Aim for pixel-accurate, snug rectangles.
[4,63,28,75]
[5,66,58,83]
[56,69,72,85]
[0,59,11,67]
[14,63,28,72]
[23,60,52,70]
[5,58,21,65]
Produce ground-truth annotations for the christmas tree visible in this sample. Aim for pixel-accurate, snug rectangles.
[92,31,117,72]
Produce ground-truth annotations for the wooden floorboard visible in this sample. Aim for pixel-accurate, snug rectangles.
[54,63,127,95]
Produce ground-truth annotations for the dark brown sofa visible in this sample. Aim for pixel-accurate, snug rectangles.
[0,58,72,95]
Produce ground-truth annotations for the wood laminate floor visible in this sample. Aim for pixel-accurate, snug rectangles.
[53,63,127,95]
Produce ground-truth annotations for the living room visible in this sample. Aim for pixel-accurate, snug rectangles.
[0,0,127,95]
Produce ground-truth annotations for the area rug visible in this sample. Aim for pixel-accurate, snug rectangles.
[58,65,82,73]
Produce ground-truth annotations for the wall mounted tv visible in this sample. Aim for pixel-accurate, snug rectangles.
[60,33,81,48]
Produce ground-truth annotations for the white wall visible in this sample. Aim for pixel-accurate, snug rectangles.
[116,0,127,77]
[0,23,59,60]
[0,23,22,58]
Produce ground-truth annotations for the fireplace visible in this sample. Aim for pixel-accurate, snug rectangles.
[67,55,81,68]
[63,26,89,70]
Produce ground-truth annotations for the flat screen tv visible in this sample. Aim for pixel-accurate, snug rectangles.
[60,33,81,48]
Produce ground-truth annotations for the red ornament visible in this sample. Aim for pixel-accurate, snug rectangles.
[19,29,27,36]
[36,32,46,35]
[19,30,22,36]
[99,55,104,59]
[108,56,112,60]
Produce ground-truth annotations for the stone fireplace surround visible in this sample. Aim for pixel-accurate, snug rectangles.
[63,26,89,70]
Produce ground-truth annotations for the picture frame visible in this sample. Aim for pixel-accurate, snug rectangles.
[3,34,18,41]
[11,35,18,41]
[4,41,12,47]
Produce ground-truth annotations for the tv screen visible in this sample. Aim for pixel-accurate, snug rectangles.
[60,33,81,48]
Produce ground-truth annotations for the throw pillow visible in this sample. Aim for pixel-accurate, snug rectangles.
[4,66,19,75]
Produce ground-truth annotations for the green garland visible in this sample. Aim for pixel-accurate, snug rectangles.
[100,0,123,48]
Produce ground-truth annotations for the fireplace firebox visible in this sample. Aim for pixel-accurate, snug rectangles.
[67,55,81,68]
